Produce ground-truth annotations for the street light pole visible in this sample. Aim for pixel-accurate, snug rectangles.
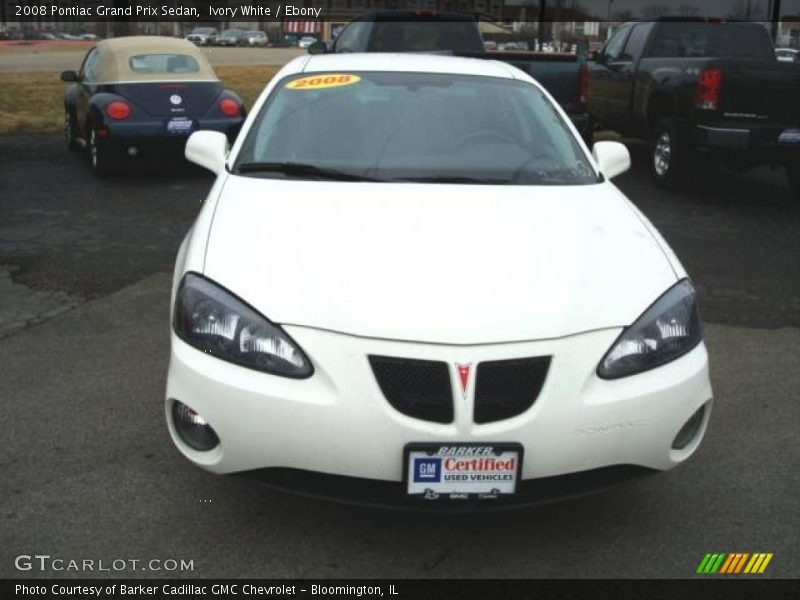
[770,0,782,42]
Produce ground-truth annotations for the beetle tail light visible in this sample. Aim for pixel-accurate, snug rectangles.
[219,98,241,117]
[106,100,131,120]
[695,68,723,110]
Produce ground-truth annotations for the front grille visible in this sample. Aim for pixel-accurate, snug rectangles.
[474,357,551,424]
[369,355,453,424]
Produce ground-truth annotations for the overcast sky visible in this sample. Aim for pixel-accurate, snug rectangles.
[511,0,800,19]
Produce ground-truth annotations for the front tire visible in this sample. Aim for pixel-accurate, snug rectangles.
[87,126,116,177]
[64,108,78,150]
[651,118,691,190]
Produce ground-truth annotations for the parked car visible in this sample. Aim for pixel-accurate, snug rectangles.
[185,27,218,46]
[61,36,245,176]
[298,36,319,49]
[323,12,592,142]
[216,29,249,47]
[775,48,799,63]
[169,52,712,508]
[80,33,100,41]
[246,30,269,47]
[280,34,299,47]
[498,41,529,51]
[587,19,800,197]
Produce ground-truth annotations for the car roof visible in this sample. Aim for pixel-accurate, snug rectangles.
[93,36,218,83]
[300,52,517,79]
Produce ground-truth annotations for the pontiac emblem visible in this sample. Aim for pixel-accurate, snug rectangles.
[455,363,472,399]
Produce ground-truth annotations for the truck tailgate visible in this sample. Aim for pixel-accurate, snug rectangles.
[720,59,800,122]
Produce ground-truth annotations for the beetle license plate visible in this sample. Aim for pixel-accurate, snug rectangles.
[405,443,523,501]
[166,117,194,135]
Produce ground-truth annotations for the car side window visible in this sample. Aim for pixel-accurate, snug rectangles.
[334,21,364,52]
[81,48,99,82]
[602,25,632,62]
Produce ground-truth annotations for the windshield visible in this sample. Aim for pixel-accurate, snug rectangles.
[235,71,598,185]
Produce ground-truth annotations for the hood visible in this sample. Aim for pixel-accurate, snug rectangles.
[203,176,677,344]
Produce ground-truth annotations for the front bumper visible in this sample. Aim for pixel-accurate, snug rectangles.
[237,465,658,510]
[166,325,713,492]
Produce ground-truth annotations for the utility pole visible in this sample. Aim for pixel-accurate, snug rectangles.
[538,0,546,52]
[770,0,781,42]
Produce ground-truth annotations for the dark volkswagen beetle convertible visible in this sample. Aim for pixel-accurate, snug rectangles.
[61,36,245,175]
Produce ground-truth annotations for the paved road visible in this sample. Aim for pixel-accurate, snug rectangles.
[0,134,798,578]
[0,45,304,72]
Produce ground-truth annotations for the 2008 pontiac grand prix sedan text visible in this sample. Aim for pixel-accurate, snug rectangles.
[165,53,713,508]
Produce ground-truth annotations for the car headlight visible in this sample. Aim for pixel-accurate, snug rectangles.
[173,273,313,378]
[597,279,702,379]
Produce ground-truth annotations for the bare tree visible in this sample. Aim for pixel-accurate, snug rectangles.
[728,0,765,20]
[613,9,636,21]
[642,4,671,19]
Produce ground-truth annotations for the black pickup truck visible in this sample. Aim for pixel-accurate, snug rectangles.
[587,19,800,196]
[315,12,591,140]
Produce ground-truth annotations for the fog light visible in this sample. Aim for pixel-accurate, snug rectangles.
[127,146,139,157]
[172,400,219,451]
[672,405,705,450]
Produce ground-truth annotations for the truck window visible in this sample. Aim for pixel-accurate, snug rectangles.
[602,25,632,62]
[334,21,365,52]
[621,24,651,61]
[648,23,774,60]
[366,21,482,53]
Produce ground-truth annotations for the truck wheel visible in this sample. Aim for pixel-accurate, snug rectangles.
[652,119,691,190]
[87,126,116,177]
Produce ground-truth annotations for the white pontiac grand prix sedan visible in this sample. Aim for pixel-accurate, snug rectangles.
[166,53,713,508]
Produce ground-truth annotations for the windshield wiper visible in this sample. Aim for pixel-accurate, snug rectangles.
[236,162,382,182]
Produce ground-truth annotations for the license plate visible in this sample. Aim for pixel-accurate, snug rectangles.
[166,117,194,135]
[404,443,523,501]
[778,129,800,145]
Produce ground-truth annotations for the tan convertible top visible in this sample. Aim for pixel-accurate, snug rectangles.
[94,36,218,83]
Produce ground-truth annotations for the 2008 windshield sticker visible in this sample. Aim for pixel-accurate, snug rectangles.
[286,74,361,90]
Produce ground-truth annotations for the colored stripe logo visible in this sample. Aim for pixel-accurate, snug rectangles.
[697,552,773,574]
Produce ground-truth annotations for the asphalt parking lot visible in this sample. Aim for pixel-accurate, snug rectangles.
[0,134,798,579]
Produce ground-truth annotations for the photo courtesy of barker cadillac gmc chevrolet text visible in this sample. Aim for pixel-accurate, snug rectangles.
[165,52,713,509]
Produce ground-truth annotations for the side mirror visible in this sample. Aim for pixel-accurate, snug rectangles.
[589,50,600,61]
[307,40,327,55]
[592,141,630,180]
[185,131,228,175]
[60,70,78,82]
